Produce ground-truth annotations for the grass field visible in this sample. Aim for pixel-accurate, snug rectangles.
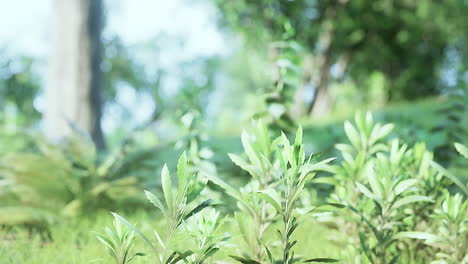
[1,210,341,264]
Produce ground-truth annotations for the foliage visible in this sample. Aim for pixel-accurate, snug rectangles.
[428,193,468,263]
[183,209,228,264]
[0,53,41,125]
[1,111,467,264]
[0,132,157,228]
[390,141,467,263]
[206,121,284,262]
[214,0,468,115]
[260,127,340,264]
[95,214,144,264]
[106,152,221,264]
[205,121,341,263]
[397,192,467,264]
[432,87,468,165]
[349,141,432,264]
[324,112,466,263]
[254,40,301,132]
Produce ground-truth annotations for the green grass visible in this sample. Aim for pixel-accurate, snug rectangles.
[0,210,339,264]
[1,97,462,263]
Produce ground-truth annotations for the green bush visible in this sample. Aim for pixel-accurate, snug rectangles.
[0,134,156,228]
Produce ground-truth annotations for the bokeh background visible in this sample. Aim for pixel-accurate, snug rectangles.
[0,0,467,262]
[1,0,466,148]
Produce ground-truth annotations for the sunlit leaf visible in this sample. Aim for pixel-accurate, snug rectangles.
[392,195,432,209]
[144,190,166,216]
[161,164,173,212]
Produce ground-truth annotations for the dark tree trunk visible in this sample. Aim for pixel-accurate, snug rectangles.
[45,0,106,150]
[88,0,105,150]
[307,30,333,116]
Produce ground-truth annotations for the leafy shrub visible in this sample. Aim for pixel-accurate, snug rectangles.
[87,113,465,264]
[206,121,280,262]
[324,112,467,264]
[95,215,144,264]
[102,152,222,264]
[397,192,468,264]
[202,122,341,263]
[0,134,154,228]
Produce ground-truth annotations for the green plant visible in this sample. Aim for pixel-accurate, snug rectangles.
[454,141,468,159]
[326,113,442,263]
[205,121,280,262]
[110,152,218,264]
[206,123,340,263]
[396,192,467,264]
[349,140,433,264]
[429,193,468,263]
[0,133,151,228]
[183,209,228,264]
[401,142,467,264]
[95,214,144,264]
[393,143,452,263]
[432,87,468,165]
[257,39,301,132]
[260,127,340,264]
[323,112,394,262]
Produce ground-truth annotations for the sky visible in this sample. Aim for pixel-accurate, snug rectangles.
[0,0,227,57]
[0,0,231,134]
[0,0,50,56]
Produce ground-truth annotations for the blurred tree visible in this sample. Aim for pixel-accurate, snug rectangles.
[101,36,165,132]
[44,0,105,149]
[214,0,468,116]
[0,54,40,126]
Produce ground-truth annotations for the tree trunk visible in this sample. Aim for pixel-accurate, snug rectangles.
[291,54,314,119]
[44,0,105,150]
[307,25,334,117]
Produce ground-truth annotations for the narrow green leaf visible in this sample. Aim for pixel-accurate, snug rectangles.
[294,125,303,146]
[95,232,117,255]
[229,255,262,264]
[388,255,399,264]
[280,132,293,164]
[356,183,379,203]
[241,131,261,167]
[347,204,379,239]
[228,153,260,178]
[154,230,165,250]
[394,232,440,241]
[300,158,336,182]
[166,252,177,264]
[344,121,360,149]
[303,258,339,262]
[276,145,287,170]
[392,195,432,209]
[257,190,282,214]
[454,142,468,158]
[112,213,156,252]
[200,247,219,263]
[144,190,166,216]
[177,152,188,199]
[264,245,276,264]
[168,250,194,264]
[161,164,173,212]
[302,203,346,214]
[183,199,215,221]
[431,161,468,195]
[204,173,253,213]
[394,179,417,196]
[366,164,384,200]
[358,231,372,262]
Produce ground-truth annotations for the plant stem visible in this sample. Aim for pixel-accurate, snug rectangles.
[282,179,295,264]
[253,172,272,262]
[161,217,177,264]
